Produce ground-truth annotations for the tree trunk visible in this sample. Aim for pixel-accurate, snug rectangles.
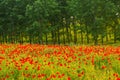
[94,35,98,45]
[74,29,77,44]
[106,34,108,42]
[5,34,7,43]
[73,27,77,44]
[62,28,65,44]
[45,33,48,45]
[85,26,89,44]
[55,31,57,44]
[57,26,60,44]
[66,21,70,43]
[81,31,83,44]
[0,33,2,44]
[38,33,43,44]
[113,19,118,43]
[113,28,117,43]
[51,31,54,44]
[29,34,32,44]
[51,31,57,44]
[3,32,5,43]
[101,35,104,45]
[69,27,73,43]
[105,26,108,42]
[20,33,24,44]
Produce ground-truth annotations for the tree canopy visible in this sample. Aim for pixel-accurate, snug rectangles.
[0,0,120,45]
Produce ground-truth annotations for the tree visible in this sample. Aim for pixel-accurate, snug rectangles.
[26,0,59,44]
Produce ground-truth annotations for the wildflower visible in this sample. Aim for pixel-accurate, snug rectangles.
[91,56,94,65]
[25,66,28,70]
[37,65,40,70]
[0,56,5,59]
[26,74,30,77]
[59,63,62,66]
[78,74,81,77]
[32,74,36,78]
[50,74,56,78]
[38,74,41,78]
[101,65,106,69]
[61,73,65,77]
[116,77,120,80]
[46,78,51,80]
[41,74,46,77]
[1,50,5,54]
[5,74,9,78]
[113,73,118,77]
[58,75,62,78]
[18,67,21,70]
[81,71,84,75]
[67,77,71,80]
[56,72,60,75]
[48,62,51,65]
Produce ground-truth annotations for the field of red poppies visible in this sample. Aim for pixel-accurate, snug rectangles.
[0,44,120,80]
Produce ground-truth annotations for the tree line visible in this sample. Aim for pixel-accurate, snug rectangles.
[0,0,120,45]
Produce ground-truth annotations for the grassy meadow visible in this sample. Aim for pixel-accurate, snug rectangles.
[0,44,120,80]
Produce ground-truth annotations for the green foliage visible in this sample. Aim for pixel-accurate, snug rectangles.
[0,0,120,44]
